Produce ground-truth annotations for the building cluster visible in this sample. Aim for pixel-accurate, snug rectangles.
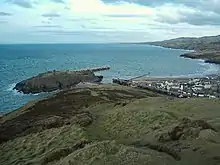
[131,76,220,98]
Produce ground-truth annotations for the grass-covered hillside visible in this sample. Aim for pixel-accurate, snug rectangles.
[1,84,220,165]
[145,35,220,64]
[146,35,220,51]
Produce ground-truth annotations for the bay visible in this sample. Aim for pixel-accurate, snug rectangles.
[0,43,220,113]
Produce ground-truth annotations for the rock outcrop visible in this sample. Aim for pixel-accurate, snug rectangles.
[157,118,217,142]
[13,70,103,94]
[180,51,220,64]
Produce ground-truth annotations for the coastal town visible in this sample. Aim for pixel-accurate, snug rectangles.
[113,75,220,98]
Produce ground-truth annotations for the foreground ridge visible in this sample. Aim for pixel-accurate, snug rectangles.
[1,84,220,165]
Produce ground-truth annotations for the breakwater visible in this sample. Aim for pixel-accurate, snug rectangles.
[78,66,110,72]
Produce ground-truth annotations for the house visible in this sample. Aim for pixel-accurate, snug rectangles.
[198,94,205,97]
[204,84,212,89]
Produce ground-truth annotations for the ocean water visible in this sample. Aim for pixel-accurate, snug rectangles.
[0,44,220,113]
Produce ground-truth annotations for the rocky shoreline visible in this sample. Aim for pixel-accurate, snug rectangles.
[180,51,220,64]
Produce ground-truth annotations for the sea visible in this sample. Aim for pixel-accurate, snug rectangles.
[1,43,220,113]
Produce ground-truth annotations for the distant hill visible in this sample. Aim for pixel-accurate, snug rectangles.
[146,35,220,51]
[143,35,220,64]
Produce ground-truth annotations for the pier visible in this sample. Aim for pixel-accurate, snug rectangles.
[77,66,110,72]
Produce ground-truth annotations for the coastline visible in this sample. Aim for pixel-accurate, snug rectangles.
[141,43,195,52]
[145,44,220,65]
[144,35,220,65]
[180,51,220,65]
[2,44,215,114]
[1,47,220,164]
[145,44,220,77]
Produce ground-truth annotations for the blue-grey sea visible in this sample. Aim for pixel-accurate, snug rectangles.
[0,44,220,113]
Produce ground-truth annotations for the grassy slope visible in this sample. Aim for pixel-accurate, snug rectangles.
[1,84,220,165]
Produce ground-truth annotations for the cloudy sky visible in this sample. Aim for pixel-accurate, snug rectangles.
[0,0,220,43]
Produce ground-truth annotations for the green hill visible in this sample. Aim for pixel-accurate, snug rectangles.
[144,35,220,64]
[146,35,220,51]
[1,84,220,165]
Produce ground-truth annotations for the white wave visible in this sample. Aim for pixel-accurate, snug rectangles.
[6,83,16,91]
[197,59,206,63]
[142,73,203,79]
[33,93,40,96]
[147,44,193,52]
[204,65,220,74]
[4,83,24,96]
[198,62,220,75]
[5,83,58,96]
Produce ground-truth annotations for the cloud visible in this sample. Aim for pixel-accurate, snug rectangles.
[1,0,220,43]
[68,0,152,16]
[50,0,65,3]
[34,29,83,35]
[104,14,146,18]
[101,0,197,7]
[6,0,35,8]
[32,25,62,28]
[153,3,220,26]
[42,13,60,17]
[0,20,8,23]
[0,12,12,16]
[181,12,220,26]
[102,0,217,9]
[42,20,51,24]
[32,29,151,43]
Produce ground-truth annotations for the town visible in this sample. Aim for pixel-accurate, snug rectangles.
[113,75,220,98]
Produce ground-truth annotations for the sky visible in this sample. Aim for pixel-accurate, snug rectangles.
[0,0,220,43]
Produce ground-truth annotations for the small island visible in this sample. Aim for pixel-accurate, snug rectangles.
[13,67,110,94]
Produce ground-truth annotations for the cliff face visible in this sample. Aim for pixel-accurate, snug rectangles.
[1,84,220,165]
[13,70,103,94]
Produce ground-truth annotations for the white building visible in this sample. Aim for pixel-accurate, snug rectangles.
[204,84,212,89]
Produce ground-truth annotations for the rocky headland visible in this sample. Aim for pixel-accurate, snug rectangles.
[145,35,220,64]
[180,51,220,64]
[1,83,220,165]
[13,69,106,94]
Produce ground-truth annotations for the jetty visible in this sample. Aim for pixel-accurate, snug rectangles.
[78,66,110,72]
